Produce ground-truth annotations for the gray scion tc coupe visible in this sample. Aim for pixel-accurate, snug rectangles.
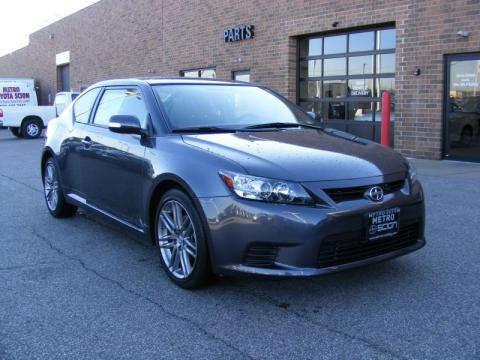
[42,78,425,288]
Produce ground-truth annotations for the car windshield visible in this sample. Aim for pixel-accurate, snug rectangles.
[153,84,314,130]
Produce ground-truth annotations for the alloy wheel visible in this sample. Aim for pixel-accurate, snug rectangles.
[44,163,59,211]
[158,200,197,279]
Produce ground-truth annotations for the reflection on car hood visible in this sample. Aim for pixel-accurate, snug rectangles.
[182,129,407,182]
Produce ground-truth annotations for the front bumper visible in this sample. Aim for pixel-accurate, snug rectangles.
[199,179,425,277]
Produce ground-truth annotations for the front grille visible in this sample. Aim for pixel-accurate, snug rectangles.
[317,222,419,268]
[324,179,405,203]
[243,244,279,267]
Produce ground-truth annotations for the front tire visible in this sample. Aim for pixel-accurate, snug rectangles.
[9,127,23,138]
[155,189,211,289]
[43,158,77,218]
[22,117,43,139]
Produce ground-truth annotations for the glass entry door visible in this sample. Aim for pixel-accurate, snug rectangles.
[445,54,480,161]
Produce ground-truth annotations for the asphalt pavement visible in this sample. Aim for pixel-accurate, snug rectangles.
[0,129,479,359]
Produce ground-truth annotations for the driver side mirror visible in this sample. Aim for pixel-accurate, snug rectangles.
[108,115,146,136]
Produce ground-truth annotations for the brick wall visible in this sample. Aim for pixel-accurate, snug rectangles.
[0,0,479,159]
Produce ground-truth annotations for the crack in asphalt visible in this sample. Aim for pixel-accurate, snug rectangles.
[31,229,254,360]
[228,280,406,360]
[0,172,42,194]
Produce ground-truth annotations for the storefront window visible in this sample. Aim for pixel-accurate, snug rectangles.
[348,102,374,121]
[376,78,395,98]
[323,80,347,98]
[377,53,395,74]
[308,60,322,77]
[348,79,373,97]
[308,38,323,56]
[324,35,346,54]
[349,31,374,52]
[377,29,396,50]
[298,26,396,139]
[348,55,374,75]
[324,102,346,120]
[324,58,346,76]
[299,80,321,98]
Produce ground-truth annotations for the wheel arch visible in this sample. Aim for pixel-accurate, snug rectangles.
[22,115,44,128]
[41,148,54,177]
[146,174,216,271]
[147,174,200,242]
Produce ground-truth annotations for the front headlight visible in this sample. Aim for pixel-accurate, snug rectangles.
[408,161,417,183]
[219,171,314,205]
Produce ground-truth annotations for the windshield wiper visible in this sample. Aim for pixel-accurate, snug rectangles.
[171,126,237,133]
[243,122,323,130]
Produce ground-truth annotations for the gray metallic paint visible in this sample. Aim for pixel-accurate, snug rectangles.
[42,78,425,277]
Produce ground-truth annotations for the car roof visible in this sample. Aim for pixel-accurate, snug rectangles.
[91,77,258,88]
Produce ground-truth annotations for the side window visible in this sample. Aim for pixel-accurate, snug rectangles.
[93,88,148,127]
[73,88,101,124]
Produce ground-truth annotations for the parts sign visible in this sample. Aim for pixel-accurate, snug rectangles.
[224,25,254,43]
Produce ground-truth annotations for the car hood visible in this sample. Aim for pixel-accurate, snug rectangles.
[182,129,408,182]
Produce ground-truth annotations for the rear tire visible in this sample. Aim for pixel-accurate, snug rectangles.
[43,158,77,218]
[9,127,23,138]
[21,117,43,139]
[155,189,212,289]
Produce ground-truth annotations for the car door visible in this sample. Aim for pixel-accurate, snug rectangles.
[81,86,149,228]
[60,87,101,198]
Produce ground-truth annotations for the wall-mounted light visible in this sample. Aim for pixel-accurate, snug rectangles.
[413,68,421,76]
[332,21,339,28]
[47,32,54,40]
[147,69,156,74]
[457,30,469,38]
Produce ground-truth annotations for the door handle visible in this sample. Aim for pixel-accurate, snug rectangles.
[81,136,92,147]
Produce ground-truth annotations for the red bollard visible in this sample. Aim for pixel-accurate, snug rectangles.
[381,91,391,147]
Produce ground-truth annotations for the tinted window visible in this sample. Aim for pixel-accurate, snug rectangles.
[308,60,322,77]
[349,55,373,75]
[324,35,346,54]
[376,78,395,98]
[324,80,347,98]
[377,29,396,49]
[298,27,395,129]
[308,38,322,56]
[377,53,395,73]
[93,88,148,127]
[348,79,373,97]
[154,85,312,129]
[349,32,374,52]
[73,88,101,123]
[324,58,346,76]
